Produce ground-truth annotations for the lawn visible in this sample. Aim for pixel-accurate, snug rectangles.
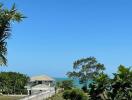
[0,96,23,100]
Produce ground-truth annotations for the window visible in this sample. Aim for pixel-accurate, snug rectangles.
[38,81,42,84]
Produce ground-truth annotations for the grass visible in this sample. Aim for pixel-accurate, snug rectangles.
[0,96,23,100]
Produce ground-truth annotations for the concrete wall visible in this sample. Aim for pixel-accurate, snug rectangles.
[20,89,55,100]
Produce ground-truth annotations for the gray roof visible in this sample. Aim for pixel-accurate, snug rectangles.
[30,75,55,81]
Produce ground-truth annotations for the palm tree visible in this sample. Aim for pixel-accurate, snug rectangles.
[0,3,25,66]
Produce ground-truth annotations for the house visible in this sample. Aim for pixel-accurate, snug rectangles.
[25,75,55,95]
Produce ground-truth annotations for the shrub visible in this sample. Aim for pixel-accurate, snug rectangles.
[61,80,74,90]
[63,88,89,100]
[81,85,88,93]
[63,90,71,100]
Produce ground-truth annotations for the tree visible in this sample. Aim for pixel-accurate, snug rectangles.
[0,3,25,66]
[67,57,105,90]
[0,72,29,94]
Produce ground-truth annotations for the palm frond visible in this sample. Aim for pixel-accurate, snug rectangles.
[0,3,25,66]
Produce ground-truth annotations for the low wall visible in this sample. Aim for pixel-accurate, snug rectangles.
[20,90,55,100]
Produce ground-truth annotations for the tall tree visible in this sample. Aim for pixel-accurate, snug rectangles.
[0,3,25,66]
[67,57,105,89]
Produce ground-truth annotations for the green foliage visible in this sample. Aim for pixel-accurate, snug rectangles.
[89,73,110,100]
[81,85,88,93]
[47,93,65,100]
[0,3,25,66]
[56,80,74,90]
[110,65,132,100]
[63,88,89,100]
[61,80,74,90]
[55,81,62,88]
[67,57,105,89]
[89,65,132,100]
[63,90,71,99]
[67,57,132,99]
[0,72,29,94]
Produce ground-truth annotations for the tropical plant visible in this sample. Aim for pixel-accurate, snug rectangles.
[110,65,132,100]
[89,73,110,100]
[89,65,132,100]
[67,57,105,90]
[0,3,25,66]
[63,88,90,100]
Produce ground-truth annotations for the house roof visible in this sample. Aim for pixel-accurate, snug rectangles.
[30,75,55,82]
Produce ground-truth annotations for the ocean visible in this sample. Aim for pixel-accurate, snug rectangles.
[55,78,84,88]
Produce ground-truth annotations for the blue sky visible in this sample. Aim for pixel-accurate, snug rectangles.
[1,0,132,77]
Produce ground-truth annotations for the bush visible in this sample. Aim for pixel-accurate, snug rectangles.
[63,90,71,99]
[81,85,88,93]
[63,88,89,100]
[56,80,74,90]
[61,80,74,90]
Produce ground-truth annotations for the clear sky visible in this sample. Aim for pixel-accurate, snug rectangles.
[1,0,132,77]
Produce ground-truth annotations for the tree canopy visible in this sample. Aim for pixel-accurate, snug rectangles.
[66,57,132,99]
[0,72,29,94]
[0,3,25,66]
[67,57,105,89]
